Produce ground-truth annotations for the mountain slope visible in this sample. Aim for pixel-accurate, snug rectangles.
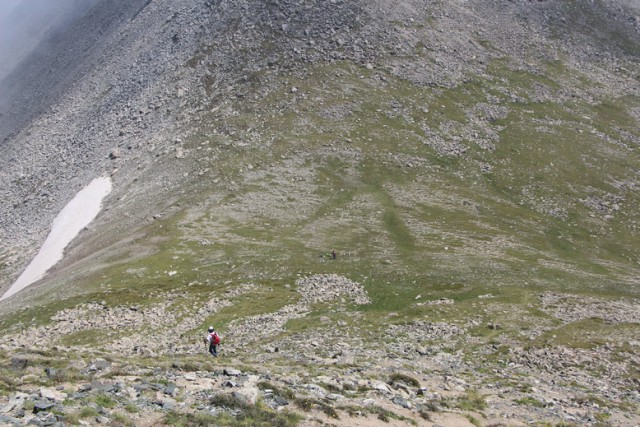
[0,0,639,425]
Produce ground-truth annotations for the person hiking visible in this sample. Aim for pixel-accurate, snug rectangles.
[204,326,221,357]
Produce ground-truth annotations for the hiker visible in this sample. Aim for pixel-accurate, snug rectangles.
[204,326,221,357]
[331,250,336,259]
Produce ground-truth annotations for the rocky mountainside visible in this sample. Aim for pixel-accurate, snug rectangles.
[0,0,639,425]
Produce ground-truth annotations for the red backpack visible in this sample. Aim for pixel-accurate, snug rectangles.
[210,332,221,345]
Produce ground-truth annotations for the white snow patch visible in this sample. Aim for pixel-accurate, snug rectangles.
[1,176,112,301]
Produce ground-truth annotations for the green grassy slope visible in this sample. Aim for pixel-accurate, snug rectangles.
[3,55,637,352]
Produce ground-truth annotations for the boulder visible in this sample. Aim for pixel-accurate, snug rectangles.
[372,382,390,393]
[10,357,29,370]
[108,148,121,159]
[39,387,66,402]
[0,414,23,426]
[32,400,55,413]
[392,396,412,409]
[232,387,259,405]
[163,383,177,396]
[44,368,59,378]
[0,392,29,414]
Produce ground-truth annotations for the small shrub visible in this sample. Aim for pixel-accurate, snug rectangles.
[125,403,139,413]
[420,401,441,412]
[294,397,312,412]
[388,372,420,388]
[466,414,482,427]
[319,382,341,392]
[357,385,371,393]
[80,407,99,418]
[515,396,545,408]
[94,393,117,409]
[210,393,249,410]
[164,411,218,427]
[0,370,17,393]
[112,412,135,427]
[62,412,80,425]
[294,398,338,419]
[367,406,415,424]
[594,411,611,422]
[419,409,432,421]
[170,397,302,427]
[180,361,203,372]
[337,405,363,417]
[455,388,487,411]
[341,382,356,391]
[257,381,296,400]
[100,366,133,380]
[45,368,82,384]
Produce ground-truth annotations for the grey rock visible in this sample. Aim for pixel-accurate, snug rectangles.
[83,359,111,374]
[372,382,390,393]
[231,391,250,405]
[1,392,29,414]
[44,368,59,378]
[416,346,430,356]
[39,387,65,402]
[134,383,151,393]
[108,148,121,159]
[164,383,177,396]
[0,414,23,426]
[10,357,29,370]
[326,393,344,401]
[224,368,242,376]
[233,386,260,405]
[32,400,55,413]
[274,395,289,406]
[392,396,412,409]
[89,382,117,393]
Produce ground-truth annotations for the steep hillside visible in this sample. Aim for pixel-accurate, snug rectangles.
[0,0,639,425]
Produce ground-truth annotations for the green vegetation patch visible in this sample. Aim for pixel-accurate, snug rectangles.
[533,319,640,349]
[294,397,338,419]
[515,396,546,408]
[389,372,420,388]
[206,394,302,426]
[444,388,488,412]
